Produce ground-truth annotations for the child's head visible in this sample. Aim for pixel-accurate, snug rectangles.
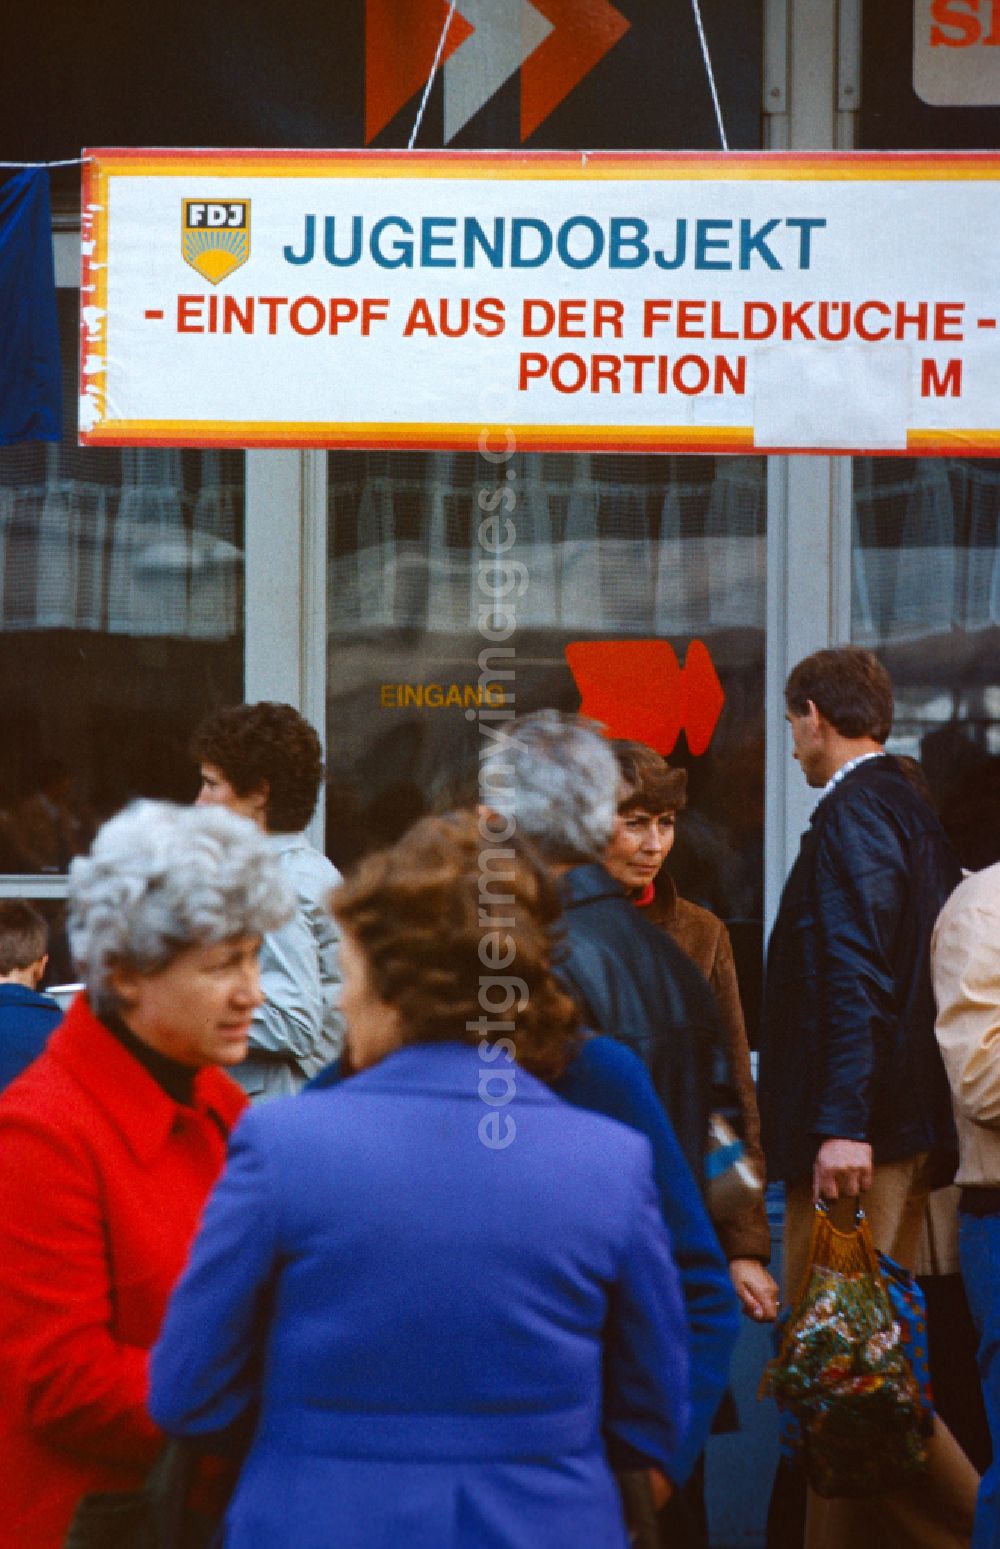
[0,901,49,986]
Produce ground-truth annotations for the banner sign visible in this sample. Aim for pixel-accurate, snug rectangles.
[81,148,1000,456]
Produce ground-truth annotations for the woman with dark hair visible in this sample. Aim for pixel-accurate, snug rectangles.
[606,740,779,1324]
[193,700,343,1097]
[0,801,292,1548]
[151,812,695,1549]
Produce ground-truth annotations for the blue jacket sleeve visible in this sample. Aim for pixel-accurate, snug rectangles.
[603,1154,690,1474]
[149,1114,279,1437]
[809,798,904,1143]
[553,1035,739,1483]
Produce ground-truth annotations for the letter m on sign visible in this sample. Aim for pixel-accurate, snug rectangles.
[921,359,962,397]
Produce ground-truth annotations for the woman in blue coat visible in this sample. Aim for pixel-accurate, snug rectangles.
[151,813,691,1549]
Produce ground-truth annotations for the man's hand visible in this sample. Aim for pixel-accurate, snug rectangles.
[729,1258,781,1322]
[812,1137,873,1202]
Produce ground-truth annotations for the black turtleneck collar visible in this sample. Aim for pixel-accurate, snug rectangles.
[105,1011,197,1106]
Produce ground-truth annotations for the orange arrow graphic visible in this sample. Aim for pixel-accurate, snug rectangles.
[366,0,474,144]
[564,639,725,757]
[521,0,630,141]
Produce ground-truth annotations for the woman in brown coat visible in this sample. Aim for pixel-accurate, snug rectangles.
[605,740,779,1324]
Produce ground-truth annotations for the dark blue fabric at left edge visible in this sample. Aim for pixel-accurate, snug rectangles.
[0,168,62,447]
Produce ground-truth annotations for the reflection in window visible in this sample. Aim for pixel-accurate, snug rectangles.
[326,449,766,1036]
[852,456,1000,868]
[329,451,766,638]
[0,294,245,885]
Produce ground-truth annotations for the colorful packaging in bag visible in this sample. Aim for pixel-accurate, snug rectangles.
[760,1204,929,1497]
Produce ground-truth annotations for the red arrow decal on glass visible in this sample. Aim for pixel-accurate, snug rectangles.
[521,0,630,141]
[564,639,725,757]
[365,0,627,146]
[365,0,473,144]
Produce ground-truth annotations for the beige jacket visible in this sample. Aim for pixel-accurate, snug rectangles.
[931,861,1000,1187]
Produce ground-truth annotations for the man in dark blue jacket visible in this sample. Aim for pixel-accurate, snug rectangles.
[759,646,970,1548]
[0,900,61,1092]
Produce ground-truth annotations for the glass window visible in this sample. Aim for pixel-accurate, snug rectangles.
[0,293,245,889]
[862,0,1000,149]
[2,0,762,201]
[326,449,766,1033]
[855,0,1000,868]
[318,0,768,1025]
[852,454,1000,864]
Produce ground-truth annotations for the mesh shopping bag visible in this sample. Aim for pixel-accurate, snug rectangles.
[760,1202,929,1498]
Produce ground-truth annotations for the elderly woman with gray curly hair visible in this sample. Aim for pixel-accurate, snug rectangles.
[0,800,292,1549]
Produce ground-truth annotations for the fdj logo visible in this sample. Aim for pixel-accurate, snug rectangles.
[182,200,250,285]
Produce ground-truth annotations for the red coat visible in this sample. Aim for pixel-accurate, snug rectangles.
[0,993,247,1549]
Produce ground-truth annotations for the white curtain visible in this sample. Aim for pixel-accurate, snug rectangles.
[330,456,769,636]
[35,481,108,630]
[0,447,243,639]
[853,465,956,642]
[188,484,242,638]
[705,458,766,630]
[961,465,1000,630]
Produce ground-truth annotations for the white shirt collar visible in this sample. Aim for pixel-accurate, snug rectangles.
[821,749,886,797]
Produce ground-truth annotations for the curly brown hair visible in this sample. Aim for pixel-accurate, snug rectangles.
[612,740,688,815]
[331,812,580,1082]
[191,702,324,833]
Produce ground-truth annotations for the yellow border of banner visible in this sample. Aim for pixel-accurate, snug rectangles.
[83,147,1000,182]
[81,419,758,451]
